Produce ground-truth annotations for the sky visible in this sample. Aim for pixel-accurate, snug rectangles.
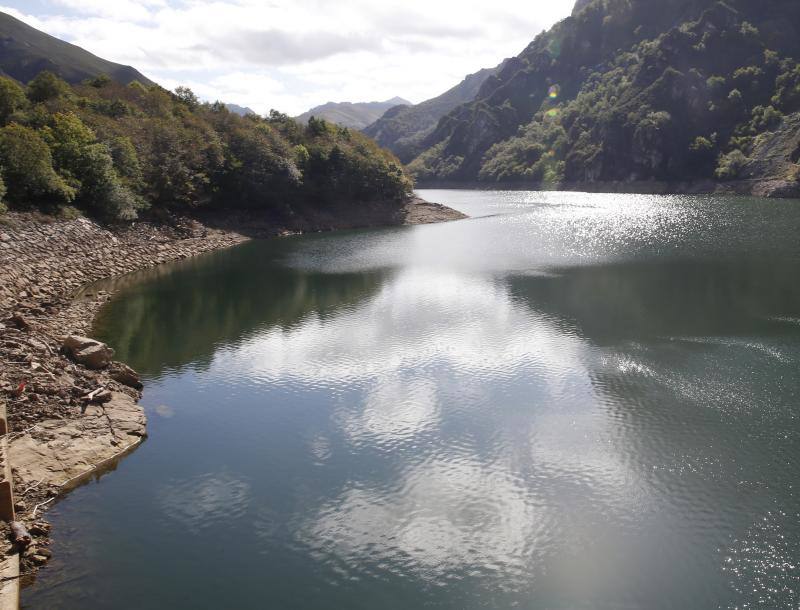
[1,0,575,116]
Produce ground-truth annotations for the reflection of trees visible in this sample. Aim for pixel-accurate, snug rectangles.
[91,241,389,376]
[507,259,800,344]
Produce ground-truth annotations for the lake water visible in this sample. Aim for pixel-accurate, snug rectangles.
[24,190,800,609]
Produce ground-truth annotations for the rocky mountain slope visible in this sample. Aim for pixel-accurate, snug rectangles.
[225,103,257,117]
[408,0,800,195]
[295,97,410,130]
[363,63,505,163]
[0,11,153,86]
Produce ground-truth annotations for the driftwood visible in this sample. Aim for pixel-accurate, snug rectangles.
[10,521,31,548]
[81,387,112,404]
[32,497,56,518]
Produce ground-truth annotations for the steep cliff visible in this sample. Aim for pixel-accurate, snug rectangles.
[408,0,800,195]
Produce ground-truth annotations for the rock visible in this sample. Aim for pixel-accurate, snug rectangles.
[93,389,113,404]
[31,554,49,565]
[29,523,51,536]
[8,314,30,330]
[62,336,114,370]
[109,363,143,390]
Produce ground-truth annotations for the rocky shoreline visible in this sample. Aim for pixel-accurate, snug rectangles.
[0,196,465,582]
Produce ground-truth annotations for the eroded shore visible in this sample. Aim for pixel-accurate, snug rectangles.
[0,197,466,581]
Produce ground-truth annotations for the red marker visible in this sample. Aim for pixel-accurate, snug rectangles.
[12,380,27,397]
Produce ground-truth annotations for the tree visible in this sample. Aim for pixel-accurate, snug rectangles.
[27,71,70,104]
[76,143,143,220]
[0,77,27,125]
[214,122,300,207]
[42,112,96,177]
[715,149,748,180]
[86,74,112,88]
[108,136,143,186]
[0,123,75,206]
[174,86,199,110]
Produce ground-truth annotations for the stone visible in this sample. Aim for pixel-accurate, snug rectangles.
[9,392,147,488]
[62,336,114,370]
[8,315,29,330]
[92,390,113,404]
[109,363,143,390]
[29,523,50,536]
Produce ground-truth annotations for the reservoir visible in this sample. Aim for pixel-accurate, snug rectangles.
[24,190,800,609]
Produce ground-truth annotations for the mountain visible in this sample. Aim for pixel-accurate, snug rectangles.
[295,97,411,130]
[363,63,505,164]
[226,103,257,117]
[572,0,593,15]
[0,11,153,86]
[408,0,800,196]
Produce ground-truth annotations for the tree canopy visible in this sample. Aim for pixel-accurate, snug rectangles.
[0,73,413,220]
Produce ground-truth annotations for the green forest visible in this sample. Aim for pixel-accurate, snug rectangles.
[408,0,800,188]
[0,71,412,221]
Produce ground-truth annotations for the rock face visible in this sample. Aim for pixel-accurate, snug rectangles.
[9,392,146,488]
[62,336,114,370]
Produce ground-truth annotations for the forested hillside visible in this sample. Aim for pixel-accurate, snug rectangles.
[363,64,504,163]
[0,72,412,221]
[409,0,800,194]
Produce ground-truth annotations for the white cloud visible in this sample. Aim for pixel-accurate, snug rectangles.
[53,0,167,21]
[3,0,576,115]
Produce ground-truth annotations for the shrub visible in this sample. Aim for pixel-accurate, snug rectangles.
[0,77,27,124]
[27,71,70,104]
[715,149,748,180]
[0,123,75,206]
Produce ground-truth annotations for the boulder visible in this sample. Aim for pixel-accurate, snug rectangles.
[109,363,143,390]
[62,335,115,370]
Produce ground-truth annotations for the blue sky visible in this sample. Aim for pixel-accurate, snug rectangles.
[2,0,574,115]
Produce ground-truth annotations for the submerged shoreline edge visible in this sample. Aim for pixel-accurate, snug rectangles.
[0,195,466,593]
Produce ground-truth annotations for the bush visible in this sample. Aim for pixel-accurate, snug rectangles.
[0,77,26,124]
[58,205,82,220]
[0,123,75,206]
[77,143,144,220]
[27,71,70,104]
[715,149,748,180]
[690,136,714,152]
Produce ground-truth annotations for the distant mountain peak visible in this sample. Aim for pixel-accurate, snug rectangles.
[225,103,257,117]
[295,97,411,130]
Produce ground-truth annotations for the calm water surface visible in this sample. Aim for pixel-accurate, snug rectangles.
[24,191,800,609]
